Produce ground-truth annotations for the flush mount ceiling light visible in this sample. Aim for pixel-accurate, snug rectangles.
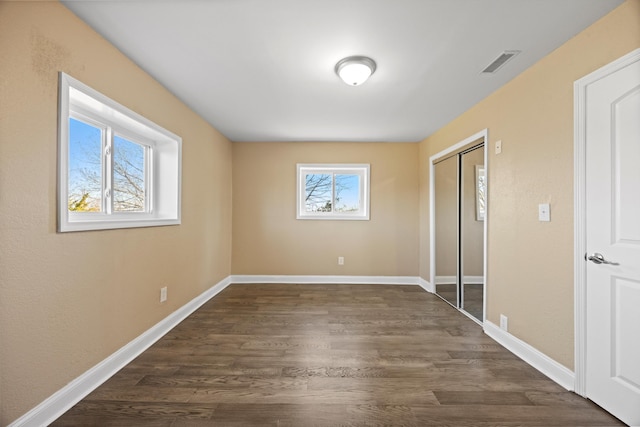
[335,56,376,86]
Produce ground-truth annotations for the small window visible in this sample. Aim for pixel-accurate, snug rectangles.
[59,73,181,232]
[297,164,370,220]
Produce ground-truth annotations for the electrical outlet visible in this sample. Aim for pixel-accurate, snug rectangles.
[160,286,167,303]
[500,314,508,331]
[338,256,344,265]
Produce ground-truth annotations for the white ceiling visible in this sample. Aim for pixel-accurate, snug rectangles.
[62,0,623,142]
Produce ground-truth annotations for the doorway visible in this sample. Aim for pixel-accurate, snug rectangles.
[430,130,487,323]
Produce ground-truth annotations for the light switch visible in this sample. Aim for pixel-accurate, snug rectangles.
[495,140,502,154]
[538,203,550,222]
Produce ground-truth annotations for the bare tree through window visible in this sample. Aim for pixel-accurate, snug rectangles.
[68,117,146,213]
[113,136,145,212]
[304,173,359,213]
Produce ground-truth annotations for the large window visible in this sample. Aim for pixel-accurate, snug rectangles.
[297,164,370,220]
[58,73,181,232]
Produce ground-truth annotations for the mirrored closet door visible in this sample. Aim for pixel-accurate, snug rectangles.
[434,143,485,322]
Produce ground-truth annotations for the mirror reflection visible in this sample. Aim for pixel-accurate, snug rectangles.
[434,155,458,307]
[461,146,484,321]
[434,143,485,322]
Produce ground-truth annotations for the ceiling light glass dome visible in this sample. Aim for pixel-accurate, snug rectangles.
[335,56,377,86]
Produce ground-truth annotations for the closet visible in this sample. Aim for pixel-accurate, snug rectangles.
[433,141,485,322]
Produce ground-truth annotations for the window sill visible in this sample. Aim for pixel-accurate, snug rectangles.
[59,217,180,233]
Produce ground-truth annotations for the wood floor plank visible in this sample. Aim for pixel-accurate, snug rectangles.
[175,365,283,377]
[175,404,353,427]
[63,400,215,419]
[52,284,625,426]
[189,388,411,405]
[281,366,437,378]
[84,385,198,403]
[412,405,625,426]
[433,390,535,406]
[138,374,308,391]
[53,414,176,427]
[204,404,419,427]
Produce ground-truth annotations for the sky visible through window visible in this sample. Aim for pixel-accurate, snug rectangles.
[68,117,102,211]
[335,174,360,212]
[305,173,360,213]
[113,135,145,212]
[68,117,145,212]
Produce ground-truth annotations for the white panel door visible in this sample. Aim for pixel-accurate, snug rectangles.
[585,51,640,426]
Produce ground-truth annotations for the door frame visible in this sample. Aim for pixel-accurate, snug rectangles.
[430,128,488,323]
[573,48,640,397]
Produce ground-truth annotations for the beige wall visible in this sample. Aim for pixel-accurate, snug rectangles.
[419,0,640,369]
[0,2,232,424]
[232,142,419,276]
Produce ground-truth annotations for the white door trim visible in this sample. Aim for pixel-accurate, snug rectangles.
[573,47,640,397]
[429,128,488,322]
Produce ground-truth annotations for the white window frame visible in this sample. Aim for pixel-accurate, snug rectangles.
[58,72,181,232]
[296,163,370,220]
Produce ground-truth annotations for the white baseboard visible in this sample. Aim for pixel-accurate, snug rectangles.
[9,277,232,427]
[484,320,575,391]
[230,274,421,285]
[435,275,456,285]
[463,276,484,285]
[418,277,435,293]
[435,275,484,285]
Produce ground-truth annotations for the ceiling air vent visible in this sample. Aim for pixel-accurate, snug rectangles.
[482,50,521,73]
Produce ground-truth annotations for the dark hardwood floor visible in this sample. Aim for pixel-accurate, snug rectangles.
[52,284,624,426]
